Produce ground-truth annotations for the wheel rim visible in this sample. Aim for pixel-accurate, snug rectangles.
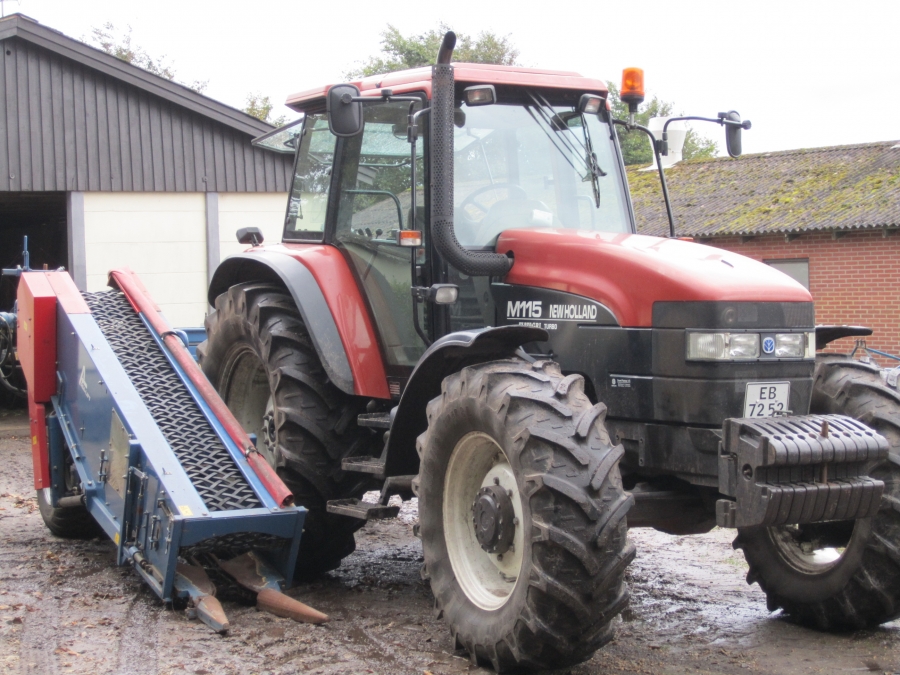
[221,346,274,464]
[443,431,525,611]
[768,520,857,573]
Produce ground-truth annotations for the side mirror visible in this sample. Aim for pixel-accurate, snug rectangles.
[723,110,748,158]
[327,84,363,137]
[236,227,264,246]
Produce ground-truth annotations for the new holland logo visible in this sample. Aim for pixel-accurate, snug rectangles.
[762,337,776,354]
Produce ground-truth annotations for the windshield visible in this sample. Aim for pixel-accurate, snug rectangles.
[453,102,631,247]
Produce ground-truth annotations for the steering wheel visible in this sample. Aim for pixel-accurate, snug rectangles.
[460,183,528,222]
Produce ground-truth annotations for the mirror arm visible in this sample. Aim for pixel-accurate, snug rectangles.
[662,114,752,133]
[613,119,676,238]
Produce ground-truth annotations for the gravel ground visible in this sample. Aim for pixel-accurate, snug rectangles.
[1,419,899,675]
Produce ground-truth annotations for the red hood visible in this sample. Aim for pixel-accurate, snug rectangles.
[497,229,812,328]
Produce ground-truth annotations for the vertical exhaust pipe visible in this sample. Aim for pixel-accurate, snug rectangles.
[430,32,513,277]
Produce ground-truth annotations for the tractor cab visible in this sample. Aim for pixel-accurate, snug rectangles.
[254,62,634,373]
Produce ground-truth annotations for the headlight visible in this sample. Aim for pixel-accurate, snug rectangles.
[687,332,760,360]
[774,333,805,358]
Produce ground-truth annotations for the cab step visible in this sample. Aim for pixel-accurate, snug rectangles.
[357,412,392,429]
[341,456,385,475]
[326,498,400,520]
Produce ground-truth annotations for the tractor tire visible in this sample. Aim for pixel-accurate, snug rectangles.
[416,358,635,672]
[199,282,379,577]
[37,490,101,539]
[734,354,900,629]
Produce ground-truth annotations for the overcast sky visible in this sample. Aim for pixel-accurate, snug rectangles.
[4,0,898,156]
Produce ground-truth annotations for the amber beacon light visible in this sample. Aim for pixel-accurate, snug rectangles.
[620,67,645,112]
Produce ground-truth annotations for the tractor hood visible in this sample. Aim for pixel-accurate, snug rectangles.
[497,229,812,328]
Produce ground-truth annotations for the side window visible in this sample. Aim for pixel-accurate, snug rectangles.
[335,103,423,238]
[333,101,427,368]
[283,115,336,241]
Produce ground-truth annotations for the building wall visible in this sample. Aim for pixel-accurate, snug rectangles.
[82,191,289,328]
[83,192,208,327]
[218,193,288,261]
[708,230,900,362]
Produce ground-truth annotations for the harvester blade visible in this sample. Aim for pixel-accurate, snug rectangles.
[217,551,280,592]
[174,563,230,633]
[193,595,230,633]
[217,551,329,624]
[256,588,329,624]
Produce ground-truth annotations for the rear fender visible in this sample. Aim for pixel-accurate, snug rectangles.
[208,251,389,398]
[384,325,548,476]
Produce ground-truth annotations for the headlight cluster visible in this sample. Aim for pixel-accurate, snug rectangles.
[686,331,814,361]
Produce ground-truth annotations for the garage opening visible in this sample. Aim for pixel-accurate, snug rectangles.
[0,192,68,311]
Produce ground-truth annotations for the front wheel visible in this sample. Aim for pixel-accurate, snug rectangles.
[416,359,635,672]
[734,355,900,628]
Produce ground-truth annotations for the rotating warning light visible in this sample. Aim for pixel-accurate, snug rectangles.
[620,67,645,112]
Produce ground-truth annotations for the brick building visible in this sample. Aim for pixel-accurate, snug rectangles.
[629,141,900,361]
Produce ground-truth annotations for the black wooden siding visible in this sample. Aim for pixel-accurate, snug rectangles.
[0,37,292,193]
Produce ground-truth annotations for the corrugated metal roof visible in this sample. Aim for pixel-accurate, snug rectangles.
[0,14,292,193]
[629,141,900,238]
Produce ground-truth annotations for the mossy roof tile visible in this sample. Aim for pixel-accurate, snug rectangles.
[629,141,900,238]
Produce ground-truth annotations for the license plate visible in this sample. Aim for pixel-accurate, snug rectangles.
[743,382,790,418]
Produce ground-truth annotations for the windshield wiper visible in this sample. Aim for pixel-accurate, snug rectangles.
[526,92,606,207]
[580,117,606,208]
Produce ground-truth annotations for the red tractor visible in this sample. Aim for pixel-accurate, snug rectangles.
[199,33,900,671]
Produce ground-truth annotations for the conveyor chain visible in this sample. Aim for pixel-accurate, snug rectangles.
[83,290,260,511]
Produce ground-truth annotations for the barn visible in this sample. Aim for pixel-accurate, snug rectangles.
[0,13,293,327]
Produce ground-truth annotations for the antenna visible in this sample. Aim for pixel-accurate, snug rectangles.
[0,0,21,19]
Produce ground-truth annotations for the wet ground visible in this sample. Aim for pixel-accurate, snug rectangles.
[1,416,899,675]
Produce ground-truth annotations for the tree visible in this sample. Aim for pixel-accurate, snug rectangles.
[345,24,519,79]
[243,93,287,126]
[89,23,207,94]
[606,82,718,165]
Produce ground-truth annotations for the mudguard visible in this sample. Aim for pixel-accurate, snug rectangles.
[815,325,872,350]
[384,325,548,476]
[208,250,388,398]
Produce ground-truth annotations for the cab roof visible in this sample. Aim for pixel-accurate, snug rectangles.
[285,63,610,113]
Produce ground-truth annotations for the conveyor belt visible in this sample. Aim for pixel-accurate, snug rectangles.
[83,290,260,511]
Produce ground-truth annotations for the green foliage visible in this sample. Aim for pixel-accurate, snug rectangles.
[606,82,718,165]
[345,24,519,79]
[89,23,208,94]
[243,93,287,126]
[90,23,176,80]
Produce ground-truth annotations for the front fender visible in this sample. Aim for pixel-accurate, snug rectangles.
[384,325,548,476]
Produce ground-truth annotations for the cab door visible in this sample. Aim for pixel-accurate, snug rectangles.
[331,100,428,386]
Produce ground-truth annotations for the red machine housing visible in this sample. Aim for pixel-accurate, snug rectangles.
[499,229,812,326]
[17,272,90,489]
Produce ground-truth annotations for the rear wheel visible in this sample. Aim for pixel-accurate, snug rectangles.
[200,282,379,576]
[416,359,635,671]
[734,355,900,628]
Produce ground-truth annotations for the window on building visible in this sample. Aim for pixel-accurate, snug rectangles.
[765,258,809,289]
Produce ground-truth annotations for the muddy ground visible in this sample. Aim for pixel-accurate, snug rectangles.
[1,414,899,675]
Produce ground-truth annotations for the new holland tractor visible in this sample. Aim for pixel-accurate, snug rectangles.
[198,33,900,671]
